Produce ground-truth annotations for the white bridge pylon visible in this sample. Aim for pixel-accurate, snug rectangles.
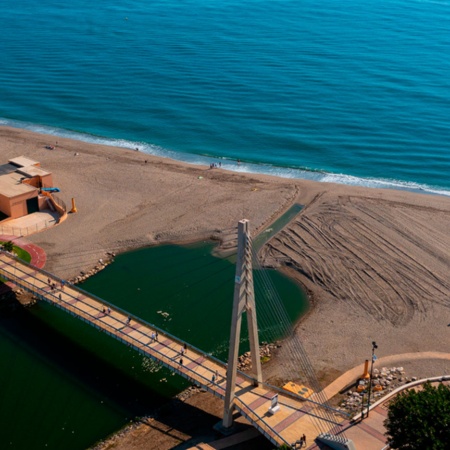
[223,219,263,428]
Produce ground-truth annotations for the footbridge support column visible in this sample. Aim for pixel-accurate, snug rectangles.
[223,219,262,428]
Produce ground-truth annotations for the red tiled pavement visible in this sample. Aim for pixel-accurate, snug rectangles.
[0,235,46,268]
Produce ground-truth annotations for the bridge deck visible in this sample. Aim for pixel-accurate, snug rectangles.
[0,251,344,448]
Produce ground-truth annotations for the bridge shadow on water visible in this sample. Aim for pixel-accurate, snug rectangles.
[0,306,166,414]
[1,305,277,450]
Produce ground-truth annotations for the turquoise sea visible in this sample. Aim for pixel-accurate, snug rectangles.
[1,0,450,195]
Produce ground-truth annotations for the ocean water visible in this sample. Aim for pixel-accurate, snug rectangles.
[1,0,450,195]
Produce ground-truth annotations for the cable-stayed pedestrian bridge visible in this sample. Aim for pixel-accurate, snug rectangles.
[0,221,353,450]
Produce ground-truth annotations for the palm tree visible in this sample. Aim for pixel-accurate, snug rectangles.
[2,241,14,253]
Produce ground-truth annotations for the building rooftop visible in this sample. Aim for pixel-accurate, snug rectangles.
[17,165,51,177]
[9,156,40,168]
[0,171,37,198]
[0,156,52,199]
[0,163,18,177]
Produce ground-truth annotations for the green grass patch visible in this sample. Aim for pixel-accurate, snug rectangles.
[12,245,32,263]
[0,241,31,263]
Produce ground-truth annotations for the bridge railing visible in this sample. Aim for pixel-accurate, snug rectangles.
[0,250,267,382]
[0,252,348,416]
[233,396,289,447]
[1,251,346,447]
[0,251,243,387]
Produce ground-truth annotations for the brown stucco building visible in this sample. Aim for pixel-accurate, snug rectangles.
[0,156,54,221]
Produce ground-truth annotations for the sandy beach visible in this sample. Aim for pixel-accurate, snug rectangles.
[1,125,450,448]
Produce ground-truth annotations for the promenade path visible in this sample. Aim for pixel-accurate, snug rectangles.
[319,351,450,401]
[0,250,344,449]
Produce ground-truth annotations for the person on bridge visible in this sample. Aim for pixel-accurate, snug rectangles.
[179,358,183,365]
[126,316,131,325]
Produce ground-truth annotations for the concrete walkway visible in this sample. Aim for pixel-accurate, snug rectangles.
[306,352,450,449]
[319,351,450,400]
[0,210,59,237]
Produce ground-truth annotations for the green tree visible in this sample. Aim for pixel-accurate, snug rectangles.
[2,241,14,253]
[384,381,450,450]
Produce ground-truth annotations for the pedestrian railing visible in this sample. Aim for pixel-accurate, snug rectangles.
[0,218,58,237]
[234,396,289,447]
[50,194,67,212]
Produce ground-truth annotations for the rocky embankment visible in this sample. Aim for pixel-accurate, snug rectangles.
[237,342,280,371]
[68,252,115,284]
[339,366,419,416]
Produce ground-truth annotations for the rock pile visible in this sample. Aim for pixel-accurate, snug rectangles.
[237,342,280,371]
[339,366,418,416]
[69,253,115,284]
[0,287,36,310]
[176,385,201,402]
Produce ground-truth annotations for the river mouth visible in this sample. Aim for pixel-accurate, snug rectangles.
[253,204,304,253]
[0,241,308,449]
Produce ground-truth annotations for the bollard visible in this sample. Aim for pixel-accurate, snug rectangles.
[70,197,78,213]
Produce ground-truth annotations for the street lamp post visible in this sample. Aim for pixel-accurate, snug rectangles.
[366,341,378,418]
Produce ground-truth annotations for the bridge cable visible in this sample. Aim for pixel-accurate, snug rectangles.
[251,247,347,437]
[252,255,344,434]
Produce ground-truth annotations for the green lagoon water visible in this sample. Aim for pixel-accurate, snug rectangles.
[0,242,308,449]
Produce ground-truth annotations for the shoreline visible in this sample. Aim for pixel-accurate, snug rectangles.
[1,125,450,448]
[3,121,450,198]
